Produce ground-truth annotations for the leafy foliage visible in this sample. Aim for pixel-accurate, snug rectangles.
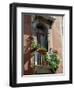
[43,53,60,73]
[31,41,40,49]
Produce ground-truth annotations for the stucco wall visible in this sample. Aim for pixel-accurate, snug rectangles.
[52,16,63,73]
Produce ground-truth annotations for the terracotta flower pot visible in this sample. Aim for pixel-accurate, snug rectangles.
[42,60,48,66]
[37,48,47,55]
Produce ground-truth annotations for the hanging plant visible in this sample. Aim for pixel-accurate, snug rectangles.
[37,48,47,55]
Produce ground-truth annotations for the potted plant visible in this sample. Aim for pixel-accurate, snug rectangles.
[48,52,60,73]
[37,48,47,55]
[42,51,60,73]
